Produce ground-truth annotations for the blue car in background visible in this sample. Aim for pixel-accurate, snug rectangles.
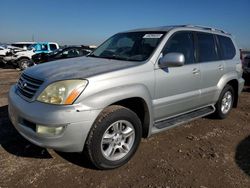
[29,42,59,54]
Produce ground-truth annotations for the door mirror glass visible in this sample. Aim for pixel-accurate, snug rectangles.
[159,52,185,68]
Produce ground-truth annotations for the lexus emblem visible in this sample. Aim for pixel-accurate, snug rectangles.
[21,82,27,89]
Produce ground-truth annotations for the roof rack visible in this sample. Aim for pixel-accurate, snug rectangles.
[183,25,230,35]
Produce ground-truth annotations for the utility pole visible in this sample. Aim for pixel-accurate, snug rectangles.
[32,34,35,42]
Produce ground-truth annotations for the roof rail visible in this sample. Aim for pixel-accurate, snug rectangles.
[183,25,230,35]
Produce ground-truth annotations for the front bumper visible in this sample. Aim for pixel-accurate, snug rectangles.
[8,85,102,152]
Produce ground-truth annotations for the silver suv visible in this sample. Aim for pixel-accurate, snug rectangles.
[8,25,244,169]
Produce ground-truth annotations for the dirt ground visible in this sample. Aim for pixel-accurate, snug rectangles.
[0,67,250,188]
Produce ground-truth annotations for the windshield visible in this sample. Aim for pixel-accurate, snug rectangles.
[89,32,166,61]
[27,44,36,50]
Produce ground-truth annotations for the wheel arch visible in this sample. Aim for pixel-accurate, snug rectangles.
[227,79,239,108]
[16,56,31,61]
[217,72,240,108]
[77,84,154,138]
[111,97,150,138]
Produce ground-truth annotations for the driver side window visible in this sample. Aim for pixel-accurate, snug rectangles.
[162,32,195,65]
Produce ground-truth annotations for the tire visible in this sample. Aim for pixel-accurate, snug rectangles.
[214,84,235,119]
[85,105,142,169]
[18,58,30,70]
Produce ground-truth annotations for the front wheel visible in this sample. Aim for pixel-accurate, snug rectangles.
[18,58,30,70]
[214,85,234,119]
[85,105,142,169]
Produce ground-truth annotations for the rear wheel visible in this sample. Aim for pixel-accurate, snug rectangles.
[18,58,30,70]
[85,105,142,169]
[214,85,234,119]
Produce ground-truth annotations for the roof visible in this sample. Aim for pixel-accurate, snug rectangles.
[125,25,231,36]
[12,42,35,44]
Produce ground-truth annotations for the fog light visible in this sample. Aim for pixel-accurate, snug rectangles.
[36,125,65,136]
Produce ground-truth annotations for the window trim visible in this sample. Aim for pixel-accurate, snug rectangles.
[193,32,199,64]
[214,34,223,60]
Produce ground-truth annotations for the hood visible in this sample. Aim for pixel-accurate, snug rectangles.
[24,56,142,81]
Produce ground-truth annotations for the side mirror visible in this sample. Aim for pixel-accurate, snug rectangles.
[159,53,185,68]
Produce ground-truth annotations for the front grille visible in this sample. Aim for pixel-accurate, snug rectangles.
[17,73,44,99]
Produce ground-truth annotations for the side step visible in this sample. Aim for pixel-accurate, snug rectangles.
[155,106,215,129]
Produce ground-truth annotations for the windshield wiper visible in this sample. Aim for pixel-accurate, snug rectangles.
[88,54,141,62]
[99,55,130,61]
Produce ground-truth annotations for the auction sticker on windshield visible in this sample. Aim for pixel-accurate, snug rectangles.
[143,34,163,38]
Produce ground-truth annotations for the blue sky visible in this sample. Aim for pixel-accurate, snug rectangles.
[1,0,250,49]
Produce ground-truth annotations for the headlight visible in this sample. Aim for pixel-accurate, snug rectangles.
[37,80,88,105]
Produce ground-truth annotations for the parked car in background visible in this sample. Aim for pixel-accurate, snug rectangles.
[30,46,92,66]
[243,55,250,76]
[0,46,9,56]
[8,25,244,169]
[0,45,24,65]
[0,46,5,64]
[3,42,59,70]
[11,42,35,50]
[0,45,23,56]
[29,42,59,54]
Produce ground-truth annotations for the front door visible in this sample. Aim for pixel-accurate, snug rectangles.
[154,31,201,121]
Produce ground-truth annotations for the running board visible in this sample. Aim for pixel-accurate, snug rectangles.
[154,106,215,129]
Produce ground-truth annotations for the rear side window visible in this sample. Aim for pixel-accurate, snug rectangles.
[162,32,195,64]
[196,32,218,62]
[49,44,58,51]
[217,35,236,60]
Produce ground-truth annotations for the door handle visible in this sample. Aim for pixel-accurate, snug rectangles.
[192,68,200,74]
[218,64,224,70]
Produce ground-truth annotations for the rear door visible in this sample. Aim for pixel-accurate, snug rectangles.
[196,32,225,106]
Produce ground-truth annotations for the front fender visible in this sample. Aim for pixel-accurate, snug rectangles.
[76,84,153,111]
[75,84,154,137]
